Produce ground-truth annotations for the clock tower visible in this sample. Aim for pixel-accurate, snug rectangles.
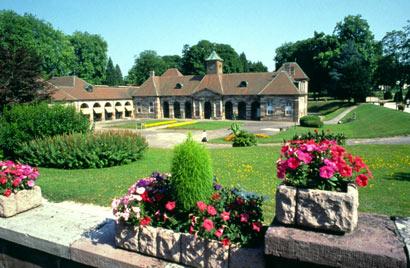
[205,51,223,74]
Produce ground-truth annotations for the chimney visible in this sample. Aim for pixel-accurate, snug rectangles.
[149,70,155,77]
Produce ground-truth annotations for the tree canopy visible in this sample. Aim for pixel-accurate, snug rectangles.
[127,50,167,85]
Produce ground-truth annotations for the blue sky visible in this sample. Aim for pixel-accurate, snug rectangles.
[1,0,409,74]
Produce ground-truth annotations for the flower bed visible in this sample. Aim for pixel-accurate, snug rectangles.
[144,120,177,128]
[112,172,265,267]
[275,138,372,233]
[165,121,197,128]
[0,160,41,217]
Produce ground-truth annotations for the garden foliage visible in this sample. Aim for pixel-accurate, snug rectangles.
[300,115,323,128]
[0,103,90,157]
[230,123,257,147]
[291,130,346,145]
[170,135,213,211]
[15,130,147,169]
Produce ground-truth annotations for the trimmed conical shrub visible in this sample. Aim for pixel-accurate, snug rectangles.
[170,135,213,211]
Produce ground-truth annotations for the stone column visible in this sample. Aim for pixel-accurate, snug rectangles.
[199,101,203,119]
[169,102,175,119]
[233,102,238,119]
[219,99,224,119]
[212,101,217,119]
[181,102,186,119]
[192,101,197,119]
[293,98,299,123]
[155,97,161,119]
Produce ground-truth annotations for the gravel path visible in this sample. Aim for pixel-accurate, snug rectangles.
[324,105,358,125]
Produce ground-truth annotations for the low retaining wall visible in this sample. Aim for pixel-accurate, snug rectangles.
[0,200,407,268]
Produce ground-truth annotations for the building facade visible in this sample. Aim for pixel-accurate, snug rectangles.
[50,51,309,122]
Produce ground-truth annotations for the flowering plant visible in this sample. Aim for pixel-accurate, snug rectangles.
[112,173,264,247]
[277,139,372,191]
[0,160,40,197]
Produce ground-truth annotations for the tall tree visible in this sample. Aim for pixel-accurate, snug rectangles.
[127,50,167,85]
[0,10,75,79]
[329,41,371,102]
[114,64,124,85]
[239,52,249,72]
[162,55,182,70]
[69,31,108,84]
[104,57,116,86]
[249,61,268,72]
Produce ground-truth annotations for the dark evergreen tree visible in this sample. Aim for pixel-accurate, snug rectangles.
[104,57,116,86]
[239,52,249,72]
[114,64,123,85]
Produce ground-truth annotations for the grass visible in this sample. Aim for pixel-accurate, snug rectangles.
[308,100,354,121]
[211,104,410,144]
[104,119,176,129]
[169,120,240,131]
[37,145,410,223]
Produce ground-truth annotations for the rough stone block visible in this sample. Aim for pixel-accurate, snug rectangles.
[16,186,42,213]
[156,227,181,262]
[296,184,358,232]
[206,239,228,268]
[265,213,407,268]
[114,222,139,252]
[0,186,42,218]
[139,225,157,256]
[180,233,205,267]
[275,184,297,225]
[229,244,265,268]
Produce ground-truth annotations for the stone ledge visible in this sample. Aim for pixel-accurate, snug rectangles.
[265,213,407,268]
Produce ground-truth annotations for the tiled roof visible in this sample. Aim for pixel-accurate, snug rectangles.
[161,68,183,77]
[50,76,134,101]
[277,62,309,81]
[258,71,300,95]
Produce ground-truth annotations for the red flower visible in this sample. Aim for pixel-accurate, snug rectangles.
[197,201,207,212]
[189,225,195,234]
[287,157,300,170]
[222,238,230,247]
[338,164,352,178]
[165,201,176,211]
[353,156,366,172]
[215,228,224,238]
[3,189,11,197]
[240,213,249,223]
[211,192,221,201]
[207,205,217,216]
[12,179,21,187]
[141,191,151,203]
[220,211,230,221]
[356,174,368,187]
[140,216,151,226]
[0,177,6,185]
[202,218,214,232]
[252,222,262,232]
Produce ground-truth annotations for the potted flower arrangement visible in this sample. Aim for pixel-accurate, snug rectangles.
[0,160,42,217]
[113,136,265,267]
[275,137,372,233]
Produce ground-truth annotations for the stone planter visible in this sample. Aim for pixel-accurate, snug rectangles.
[275,184,358,233]
[0,186,42,218]
[115,223,263,268]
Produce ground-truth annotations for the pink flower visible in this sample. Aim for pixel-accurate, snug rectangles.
[27,180,35,187]
[220,211,230,221]
[324,159,337,170]
[296,150,312,164]
[197,201,207,212]
[0,177,7,185]
[319,165,334,179]
[3,189,11,197]
[12,178,21,187]
[240,213,249,223]
[207,205,217,216]
[252,222,262,232]
[287,158,300,170]
[165,201,176,211]
[215,228,224,238]
[202,218,214,232]
[356,174,368,187]
[189,225,195,234]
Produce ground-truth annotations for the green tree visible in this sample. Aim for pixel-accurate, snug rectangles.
[104,57,116,86]
[114,64,124,85]
[329,41,371,102]
[0,10,75,79]
[127,50,167,85]
[239,52,249,72]
[70,31,108,84]
[162,55,182,70]
[248,61,268,72]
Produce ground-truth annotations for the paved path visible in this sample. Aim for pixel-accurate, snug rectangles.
[323,105,358,125]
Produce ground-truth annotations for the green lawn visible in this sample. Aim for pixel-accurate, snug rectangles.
[104,119,175,129]
[169,120,240,131]
[37,145,410,223]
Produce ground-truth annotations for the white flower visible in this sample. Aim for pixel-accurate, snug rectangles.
[135,195,142,201]
[136,187,145,195]
[131,206,140,213]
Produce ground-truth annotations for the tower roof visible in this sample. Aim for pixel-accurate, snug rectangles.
[205,50,223,62]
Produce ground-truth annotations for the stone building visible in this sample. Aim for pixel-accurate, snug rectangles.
[50,51,308,122]
[49,76,135,122]
[131,51,308,121]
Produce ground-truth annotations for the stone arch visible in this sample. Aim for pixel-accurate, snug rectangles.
[251,101,261,120]
[174,102,181,118]
[238,101,247,120]
[92,103,102,121]
[184,101,192,119]
[163,101,170,118]
[115,102,123,119]
[204,101,212,119]
[124,101,133,118]
[225,101,233,120]
[104,102,113,120]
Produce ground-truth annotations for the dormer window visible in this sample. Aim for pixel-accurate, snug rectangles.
[239,80,248,87]
[176,83,183,89]
[85,84,93,92]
